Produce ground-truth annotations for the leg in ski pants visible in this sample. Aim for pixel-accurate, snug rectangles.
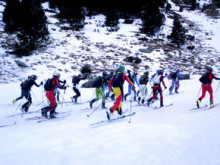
[199,84,213,102]
[149,85,163,103]
[45,91,57,114]
[95,88,105,103]
[139,84,148,99]
[110,87,122,113]
[21,90,32,112]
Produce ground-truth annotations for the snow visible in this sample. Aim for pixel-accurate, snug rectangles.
[1,1,220,165]
[0,76,220,165]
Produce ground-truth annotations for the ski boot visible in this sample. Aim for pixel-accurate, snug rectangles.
[102,102,107,109]
[12,99,16,105]
[49,114,56,119]
[210,100,214,108]
[197,99,201,108]
[160,101,164,107]
[117,107,122,115]
[106,109,113,120]
[175,88,178,93]
[141,99,145,104]
[146,99,151,107]
[90,99,97,108]
[138,97,141,102]
[134,96,136,101]
[41,108,48,118]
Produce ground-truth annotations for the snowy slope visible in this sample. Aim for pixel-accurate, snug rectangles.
[1,1,220,165]
[0,76,220,165]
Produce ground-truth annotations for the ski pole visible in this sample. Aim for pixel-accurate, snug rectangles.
[87,102,102,117]
[197,85,202,99]
[214,82,220,97]
[129,87,133,123]
[31,90,39,104]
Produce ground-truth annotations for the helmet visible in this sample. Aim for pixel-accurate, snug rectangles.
[118,65,125,71]
[53,72,60,78]
[176,69,180,73]
[157,69,163,74]
[144,71,149,75]
[207,66,213,72]
[102,71,107,77]
[31,75,37,80]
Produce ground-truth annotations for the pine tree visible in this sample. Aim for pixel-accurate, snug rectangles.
[168,14,187,47]
[3,0,21,32]
[141,0,166,36]
[17,0,49,50]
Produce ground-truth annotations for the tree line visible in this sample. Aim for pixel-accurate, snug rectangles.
[2,0,208,53]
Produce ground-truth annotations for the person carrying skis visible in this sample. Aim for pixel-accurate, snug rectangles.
[41,72,67,118]
[169,69,182,94]
[197,66,220,108]
[13,75,43,112]
[138,71,149,104]
[71,73,87,103]
[124,70,139,101]
[89,71,108,109]
[107,65,133,120]
[147,69,167,107]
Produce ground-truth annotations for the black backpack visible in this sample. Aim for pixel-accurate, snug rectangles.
[93,76,103,88]
[44,79,54,91]
[21,79,31,90]
[72,76,78,83]
[112,73,124,87]
[199,72,210,84]
[171,72,177,79]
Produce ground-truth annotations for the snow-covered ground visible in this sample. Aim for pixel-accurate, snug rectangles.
[1,1,220,165]
[0,75,220,165]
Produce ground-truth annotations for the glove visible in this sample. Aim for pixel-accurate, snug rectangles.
[64,86,67,90]
[41,81,43,85]
[165,87,167,89]
[64,80,66,84]
[127,70,130,73]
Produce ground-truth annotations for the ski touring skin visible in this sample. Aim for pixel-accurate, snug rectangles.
[90,112,136,126]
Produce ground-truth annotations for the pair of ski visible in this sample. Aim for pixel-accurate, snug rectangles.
[90,112,136,126]
[135,100,173,110]
[189,102,220,111]
[25,111,71,123]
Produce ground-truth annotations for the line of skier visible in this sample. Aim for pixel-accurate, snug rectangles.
[12,65,220,119]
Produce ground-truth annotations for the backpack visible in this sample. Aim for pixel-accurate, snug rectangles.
[199,72,210,84]
[44,79,54,91]
[21,79,31,90]
[139,75,148,84]
[72,76,78,84]
[112,73,124,87]
[93,76,103,88]
[170,72,177,79]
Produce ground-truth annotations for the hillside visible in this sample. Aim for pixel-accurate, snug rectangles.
[0,1,219,83]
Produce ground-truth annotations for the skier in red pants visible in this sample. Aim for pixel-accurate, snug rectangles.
[197,67,220,108]
[41,72,66,118]
[147,70,167,107]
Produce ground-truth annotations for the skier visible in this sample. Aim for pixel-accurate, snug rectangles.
[147,70,167,107]
[71,73,87,103]
[89,71,108,109]
[41,72,67,118]
[197,67,220,108]
[107,65,133,120]
[124,70,139,101]
[169,69,182,94]
[137,71,149,104]
[13,75,43,112]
